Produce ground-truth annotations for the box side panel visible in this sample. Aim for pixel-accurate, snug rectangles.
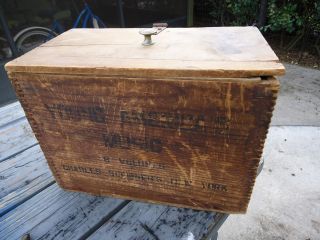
[8,73,279,213]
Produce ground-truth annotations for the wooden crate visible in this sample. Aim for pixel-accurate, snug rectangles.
[5,27,284,213]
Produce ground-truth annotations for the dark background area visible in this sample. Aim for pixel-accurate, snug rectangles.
[0,0,192,106]
[0,0,319,106]
[1,0,190,31]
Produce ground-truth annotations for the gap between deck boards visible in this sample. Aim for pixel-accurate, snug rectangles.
[0,116,26,130]
[79,200,131,240]
[0,180,55,217]
[0,142,39,163]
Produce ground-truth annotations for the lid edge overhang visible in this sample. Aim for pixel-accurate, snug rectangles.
[5,61,285,79]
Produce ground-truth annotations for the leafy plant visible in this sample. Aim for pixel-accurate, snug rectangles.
[263,0,301,33]
[226,0,259,25]
[209,0,259,26]
[204,0,320,58]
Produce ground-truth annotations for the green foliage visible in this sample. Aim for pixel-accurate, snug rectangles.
[226,0,259,25]
[305,0,320,33]
[207,0,320,34]
[263,0,301,33]
[208,1,228,26]
[264,0,320,34]
[209,0,259,26]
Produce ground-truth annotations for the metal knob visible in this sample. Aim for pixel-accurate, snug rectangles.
[139,28,158,46]
[139,23,168,46]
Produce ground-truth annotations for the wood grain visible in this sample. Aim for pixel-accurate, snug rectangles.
[5,27,282,213]
[0,184,126,240]
[0,101,25,128]
[0,118,37,162]
[0,102,228,239]
[5,27,285,78]
[7,71,279,213]
[88,201,222,240]
[0,145,54,217]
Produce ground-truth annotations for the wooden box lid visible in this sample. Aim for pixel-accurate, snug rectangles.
[5,27,285,78]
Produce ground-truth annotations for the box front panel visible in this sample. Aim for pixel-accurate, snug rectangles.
[10,73,278,213]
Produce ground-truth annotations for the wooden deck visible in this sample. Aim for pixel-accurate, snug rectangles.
[0,101,228,240]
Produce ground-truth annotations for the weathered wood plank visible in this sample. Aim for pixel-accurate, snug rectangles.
[0,118,37,162]
[7,72,279,213]
[0,184,127,240]
[5,27,282,213]
[0,145,54,217]
[5,27,285,78]
[89,201,224,240]
[0,101,25,128]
